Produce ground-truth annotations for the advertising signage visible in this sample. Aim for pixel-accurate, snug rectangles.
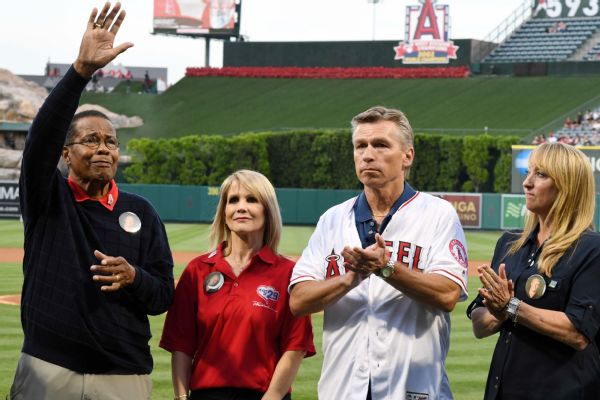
[431,193,482,229]
[0,181,20,219]
[501,194,527,230]
[512,145,600,193]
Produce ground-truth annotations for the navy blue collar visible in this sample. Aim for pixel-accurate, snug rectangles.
[354,183,417,221]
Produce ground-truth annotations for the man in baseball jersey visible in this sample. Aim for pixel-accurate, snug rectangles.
[289,106,468,400]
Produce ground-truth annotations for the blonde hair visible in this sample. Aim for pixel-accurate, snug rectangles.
[509,143,595,276]
[208,170,282,255]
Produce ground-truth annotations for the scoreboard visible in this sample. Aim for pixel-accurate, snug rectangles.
[533,0,600,18]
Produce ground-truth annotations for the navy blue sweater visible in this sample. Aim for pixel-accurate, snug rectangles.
[18,66,175,374]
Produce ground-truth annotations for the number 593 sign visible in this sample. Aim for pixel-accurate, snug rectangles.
[533,0,599,18]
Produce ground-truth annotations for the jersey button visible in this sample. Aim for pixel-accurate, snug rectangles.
[233,282,239,287]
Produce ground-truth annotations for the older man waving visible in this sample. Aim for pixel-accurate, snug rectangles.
[10,3,174,399]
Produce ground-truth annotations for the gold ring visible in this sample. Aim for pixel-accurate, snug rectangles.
[94,22,104,29]
[116,274,121,281]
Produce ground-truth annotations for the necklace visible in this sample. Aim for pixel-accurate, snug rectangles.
[372,213,388,217]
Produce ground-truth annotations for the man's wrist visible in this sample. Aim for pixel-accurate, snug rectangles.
[378,258,396,279]
[73,60,95,80]
[341,270,360,289]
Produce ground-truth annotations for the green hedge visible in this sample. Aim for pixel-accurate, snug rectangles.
[124,131,520,193]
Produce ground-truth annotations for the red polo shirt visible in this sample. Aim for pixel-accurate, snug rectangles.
[67,176,119,211]
[160,244,315,392]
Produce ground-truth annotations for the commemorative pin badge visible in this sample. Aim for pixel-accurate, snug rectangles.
[205,271,224,293]
[119,212,141,233]
[525,274,546,299]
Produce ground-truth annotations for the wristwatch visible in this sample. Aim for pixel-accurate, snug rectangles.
[379,258,396,279]
[504,297,521,322]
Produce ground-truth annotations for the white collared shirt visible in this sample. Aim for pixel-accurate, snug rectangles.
[290,192,468,400]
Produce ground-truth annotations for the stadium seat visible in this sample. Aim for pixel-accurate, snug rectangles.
[485,17,600,63]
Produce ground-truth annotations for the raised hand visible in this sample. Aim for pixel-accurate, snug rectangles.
[74,2,134,79]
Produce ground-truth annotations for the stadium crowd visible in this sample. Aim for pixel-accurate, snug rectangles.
[533,107,600,146]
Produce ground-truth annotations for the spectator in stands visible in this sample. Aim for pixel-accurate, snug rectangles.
[143,70,151,93]
[548,131,558,143]
[563,117,573,129]
[160,170,315,400]
[564,117,573,129]
[557,21,568,32]
[546,21,567,34]
[532,135,545,145]
[10,3,175,399]
[558,134,573,145]
[577,111,584,125]
[583,134,592,146]
[468,142,600,399]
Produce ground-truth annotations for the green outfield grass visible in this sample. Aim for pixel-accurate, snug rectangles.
[81,75,600,143]
[0,220,497,260]
[0,220,500,399]
[0,222,26,248]
[0,262,21,296]
[164,223,318,257]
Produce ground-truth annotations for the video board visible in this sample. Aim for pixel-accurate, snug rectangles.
[153,0,241,38]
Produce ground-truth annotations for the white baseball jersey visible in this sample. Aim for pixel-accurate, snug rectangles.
[290,192,468,400]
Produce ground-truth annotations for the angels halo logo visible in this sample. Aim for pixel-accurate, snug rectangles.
[449,239,468,268]
[393,0,458,64]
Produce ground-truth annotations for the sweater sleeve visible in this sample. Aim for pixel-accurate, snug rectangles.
[125,209,175,315]
[19,66,89,222]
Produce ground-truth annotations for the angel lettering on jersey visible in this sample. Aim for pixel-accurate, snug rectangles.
[385,240,424,272]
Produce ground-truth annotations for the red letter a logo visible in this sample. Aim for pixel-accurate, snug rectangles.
[414,0,441,40]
